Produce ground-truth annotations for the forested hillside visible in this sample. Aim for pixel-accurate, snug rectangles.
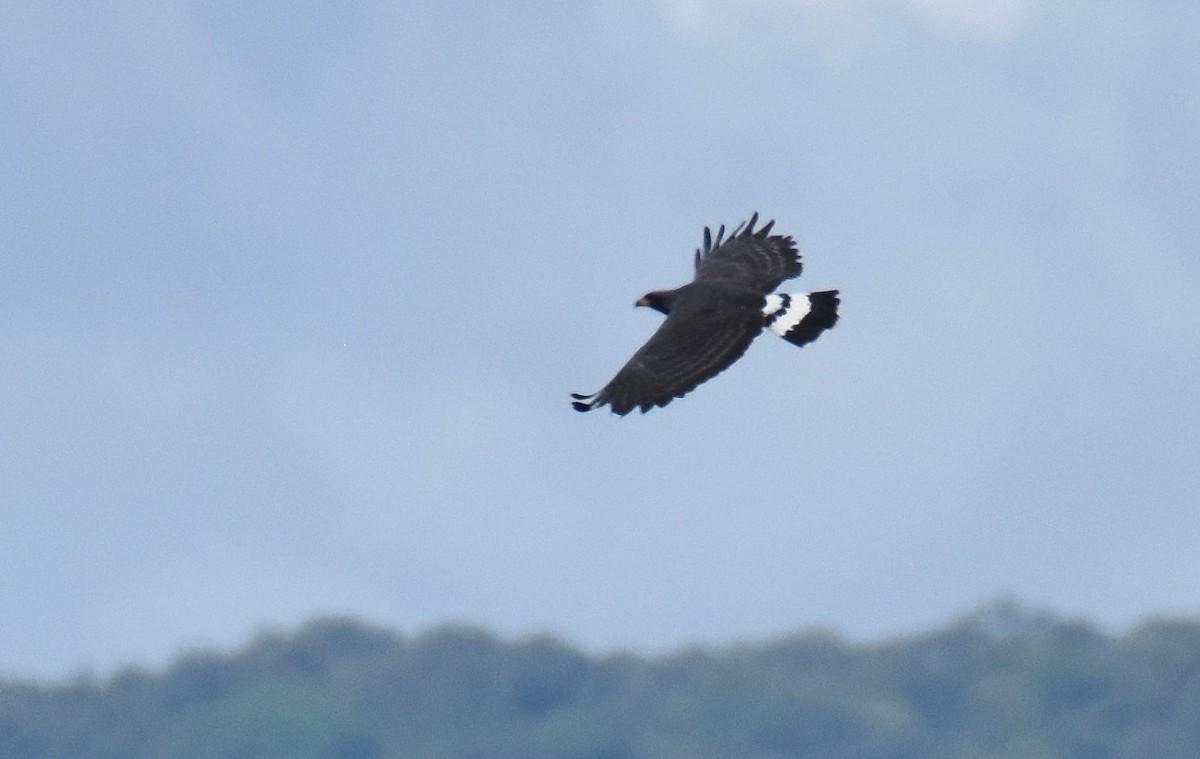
[3,602,1199,759]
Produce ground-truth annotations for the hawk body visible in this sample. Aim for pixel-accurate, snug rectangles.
[572,214,839,415]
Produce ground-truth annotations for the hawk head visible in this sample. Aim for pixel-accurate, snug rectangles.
[636,289,675,315]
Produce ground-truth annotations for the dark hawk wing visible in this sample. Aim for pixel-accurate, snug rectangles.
[692,212,802,294]
[571,289,764,416]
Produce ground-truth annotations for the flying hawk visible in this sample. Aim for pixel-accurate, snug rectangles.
[572,214,840,415]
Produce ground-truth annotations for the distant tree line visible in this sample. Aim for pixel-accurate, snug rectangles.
[2,600,1199,758]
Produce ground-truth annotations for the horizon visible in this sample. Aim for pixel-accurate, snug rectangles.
[6,596,1191,685]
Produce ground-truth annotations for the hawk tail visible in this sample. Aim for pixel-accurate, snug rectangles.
[763,290,840,348]
[570,392,597,412]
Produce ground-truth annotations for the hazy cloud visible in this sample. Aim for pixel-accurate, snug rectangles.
[650,0,1036,46]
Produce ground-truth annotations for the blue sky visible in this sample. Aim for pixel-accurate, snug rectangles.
[3,0,1198,680]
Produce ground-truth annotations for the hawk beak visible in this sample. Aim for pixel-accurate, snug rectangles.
[636,296,650,308]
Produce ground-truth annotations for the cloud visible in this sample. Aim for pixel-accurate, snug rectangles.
[648,0,1037,47]
[908,0,1034,41]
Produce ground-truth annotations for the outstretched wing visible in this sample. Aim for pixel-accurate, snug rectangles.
[693,212,802,293]
[571,299,763,415]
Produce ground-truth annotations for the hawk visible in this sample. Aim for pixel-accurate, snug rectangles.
[572,213,840,415]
